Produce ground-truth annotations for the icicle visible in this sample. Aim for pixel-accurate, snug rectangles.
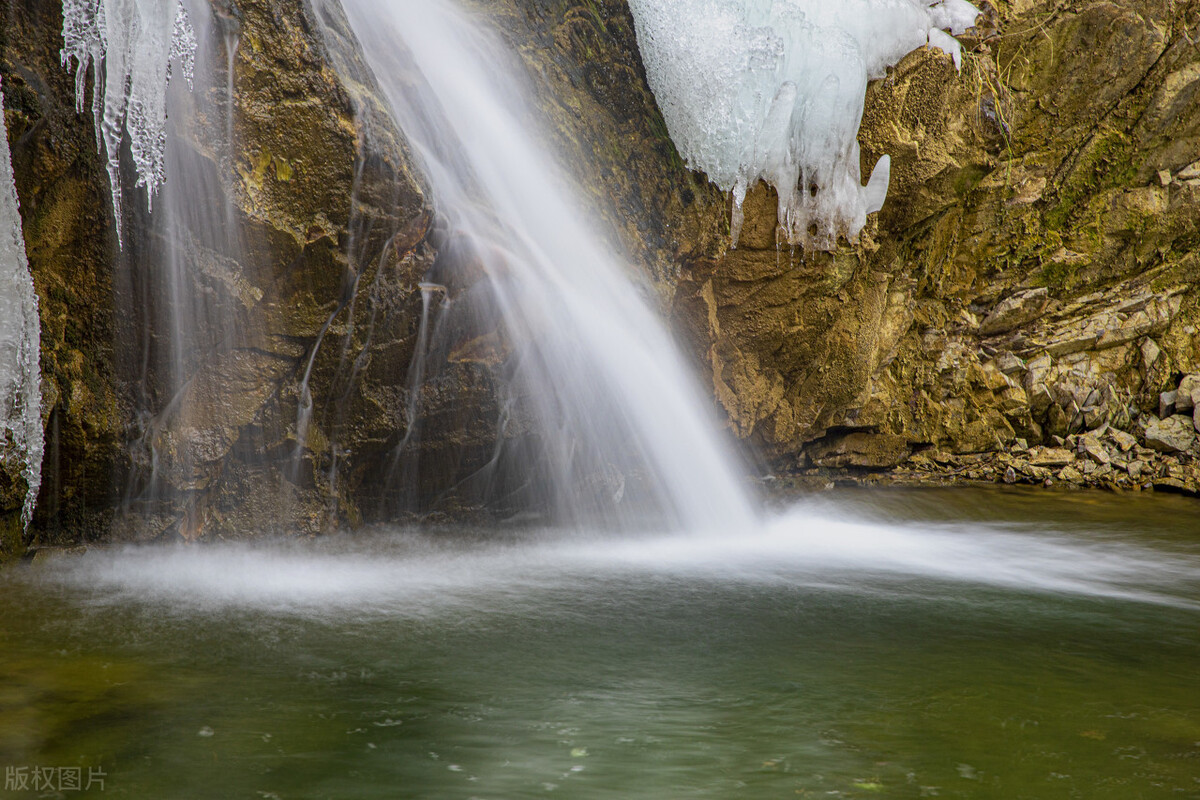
[170,3,197,92]
[59,0,197,244]
[0,76,45,530]
[627,0,980,250]
[59,0,106,138]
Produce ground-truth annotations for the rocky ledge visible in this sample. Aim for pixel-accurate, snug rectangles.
[787,371,1200,498]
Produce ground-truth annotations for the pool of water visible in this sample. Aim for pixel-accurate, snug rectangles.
[2,488,1199,798]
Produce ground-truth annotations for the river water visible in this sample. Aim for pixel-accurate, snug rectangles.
[2,488,1198,799]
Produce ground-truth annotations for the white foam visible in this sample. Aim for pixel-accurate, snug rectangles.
[34,506,1200,617]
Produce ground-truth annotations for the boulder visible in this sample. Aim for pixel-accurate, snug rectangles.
[807,432,911,469]
[979,289,1051,336]
[1160,391,1178,419]
[1108,428,1137,452]
[1140,339,1161,370]
[1144,415,1196,454]
[1059,465,1084,483]
[1176,374,1200,411]
[1029,447,1075,467]
[1077,434,1110,465]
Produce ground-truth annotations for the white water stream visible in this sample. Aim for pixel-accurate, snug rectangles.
[330,0,756,532]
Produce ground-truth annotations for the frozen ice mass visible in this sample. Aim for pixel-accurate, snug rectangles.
[60,0,197,244]
[0,76,44,530]
[627,0,980,249]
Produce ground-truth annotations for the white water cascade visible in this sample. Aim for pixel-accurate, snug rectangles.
[121,2,253,516]
[330,0,757,532]
[0,76,44,529]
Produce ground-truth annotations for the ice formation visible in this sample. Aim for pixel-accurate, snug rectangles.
[627,0,980,249]
[60,0,197,243]
[0,76,44,529]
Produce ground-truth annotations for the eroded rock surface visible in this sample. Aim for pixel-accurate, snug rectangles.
[671,0,1200,490]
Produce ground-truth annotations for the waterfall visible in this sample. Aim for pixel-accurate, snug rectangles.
[0,76,44,530]
[328,0,756,531]
[112,4,253,523]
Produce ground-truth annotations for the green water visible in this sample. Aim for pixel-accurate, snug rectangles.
[2,488,1199,799]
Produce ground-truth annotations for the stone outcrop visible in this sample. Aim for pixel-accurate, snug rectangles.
[670,0,1200,490]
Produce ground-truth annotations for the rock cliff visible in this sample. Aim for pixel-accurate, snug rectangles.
[670,0,1200,491]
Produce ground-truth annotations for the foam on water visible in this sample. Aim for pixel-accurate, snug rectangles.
[32,504,1200,617]
[627,0,979,249]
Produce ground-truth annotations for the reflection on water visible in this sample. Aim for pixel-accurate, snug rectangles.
[2,488,1198,799]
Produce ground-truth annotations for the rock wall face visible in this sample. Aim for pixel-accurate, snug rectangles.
[1,0,441,551]
[120,0,435,540]
[671,0,1200,481]
[2,0,125,554]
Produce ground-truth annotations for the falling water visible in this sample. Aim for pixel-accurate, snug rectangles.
[212,1,241,151]
[381,282,448,510]
[119,4,254,518]
[326,0,756,532]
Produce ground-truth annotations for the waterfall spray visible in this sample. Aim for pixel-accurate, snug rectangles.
[326,0,756,531]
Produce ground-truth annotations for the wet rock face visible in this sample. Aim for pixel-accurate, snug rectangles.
[3,0,722,546]
[0,0,443,547]
[118,0,516,539]
[1,0,125,553]
[671,0,1200,473]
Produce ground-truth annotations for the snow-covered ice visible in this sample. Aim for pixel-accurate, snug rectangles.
[0,76,44,529]
[60,0,196,244]
[627,0,980,250]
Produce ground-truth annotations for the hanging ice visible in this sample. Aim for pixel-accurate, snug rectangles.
[0,76,44,530]
[60,0,197,244]
[627,0,980,250]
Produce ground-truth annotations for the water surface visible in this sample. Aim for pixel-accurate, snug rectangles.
[2,488,1199,799]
